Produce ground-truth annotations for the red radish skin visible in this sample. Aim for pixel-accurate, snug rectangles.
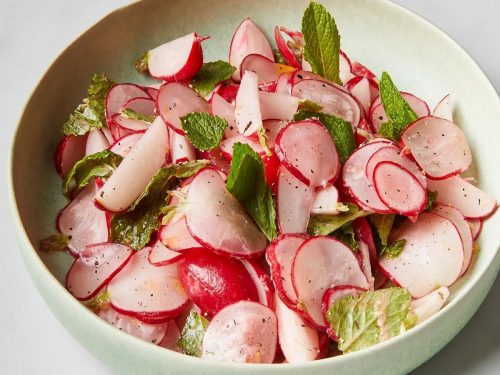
[234,71,263,136]
[311,185,339,215]
[55,135,87,177]
[339,50,354,83]
[345,76,379,115]
[105,83,149,120]
[85,130,109,156]
[262,152,281,189]
[210,93,238,139]
[159,321,182,351]
[169,128,196,164]
[241,259,274,308]
[219,134,265,160]
[201,301,278,363]
[351,61,377,80]
[218,84,239,104]
[240,53,295,84]
[356,241,374,289]
[411,287,450,325]
[148,240,184,267]
[159,217,201,252]
[468,218,483,240]
[379,212,464,298]
[274,27,301,68]
[259,92,299,121]
[432,94,453,122]
[352,218,378,268]
[109,133,142,157]
[66,243,133,301]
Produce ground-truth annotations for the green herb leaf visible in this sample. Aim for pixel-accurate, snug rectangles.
[87,290,110,313]
[226,143,277,241]
[370,214,395,246]
[135,51,149,73]
[298,99,324,112]
[120,108,156,123]
[380,239,407,259]
[325,288,416,353]
[190,60,236,97]
[62,73,115,136]
[307,203,370,236]
[425,189,438,211]
[177,310,209,357]
[377,122,396,140]
[181,112,227,151]
[62,150,123,197]
[302,2,341,84]
[333,223,359,252]
[273,48,286,64]
[39,233,69,252]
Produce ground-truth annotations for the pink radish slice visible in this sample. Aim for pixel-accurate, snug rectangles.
[146,87,159,100]
[95,116,169,212]
[85,130,109,156]
[292,236,370,329]
[373,161,427,216]
[427,176,497,219]
[351,61,377,80]
[274,27,301,69]
[169,128,195,164]
[98,306,168,345]
[468,218,483,240]
[259,92,299,121]
[432,204,473,277]
[108,120,133,141]
[345,76,379,115]
[341,141,392,213]
[157,82,210,135]
[432,94,453,122]
[401,116,472,180]
[185,168,268,258]
[105,83,149,120]
[321,285,366,316]
[241,259,274,308]
[159,218,201,252]
[291,79,360,128]
[379,212,463,298]
[275,120,340,186]
[66,243,133,301]
[240,53,295,84]
[266,233,309,307]
[159,321,182,351]
[201,301,278,363]
[147,33,206,82]
[234,71,262,135]
[55,135,87,177]
[290,70,331,88]
[262,119,288,148]
[210,93,238,139]
[275,72,293,95]
[356,241,374,289]
[148,240,184,267]
[108,248,188,321]
[229,18,274,82]
[411,287,450,325]
[275,294,320,363]
[276,165,314,234]
[311,185,339,215]
[219,134,265,160]
[109,133,142,157]
[57,183,109,255]
[102,127,114,144]
[123,97,156,116]
[218,84,239,104]
[112,114,150,132]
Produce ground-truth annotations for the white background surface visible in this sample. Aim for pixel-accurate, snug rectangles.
[0,1,499,374]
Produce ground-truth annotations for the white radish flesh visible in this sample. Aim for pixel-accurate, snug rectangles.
[468,218,483,240]
[85,130,109,156]
[112,114,150,133]
[109,133,142,157]
[241,259,274,308]
[219,134,265,160]
[311,185,339,215]
[159,218,201,252]
[432,94,453,122]
[106,83,149,120]
[234,71,262,136]
[262,119,288,148]
[411,287,450,325]
[346,76,378,115]
[148,240,184,267]
[356,241,374,290]
[123,97,156,116]
[55,135,87,177]
[339,50,354,83]
[240,53,294,84]
[159,321,182,351]
[275,72,293,95]
[169,128,196,163]
[210,93,238,139]
[259,92,299,121]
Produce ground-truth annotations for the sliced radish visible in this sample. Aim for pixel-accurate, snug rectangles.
[108,120,132,141]
[109,133,142,157]
[411,287,450,325]
[146,87,159,101]
[148,240,184,267]
[202,301,277,363]
[147,33,206,82]
[185,168,268,258]
[66,243,133,300]
[274,27,301,68]
[95,116,169,212]
[218,84,239,104]
[241,259,274,308]
[123,97,156,115]
[262,119,288,148]
[85,130,109,156]
[159,321,182,351]
[356,241,374,289]
[292,236,369,329]
[105,83,149,120]
[219,134,265,160]
[401,116,472,179]
[55,135,87,177]
[275,72,293,95]
[379,212,464,298]
[468,218,483,240]
[169,128,196,164]
[311,185,339,215]
[108,248,188,322]
[234,71,262,135]
[259,92,299,121]
[351,61,377,80]
[290,70,332,88]
[240,53,294,84]
[321,285,365,316]
[345,76,379,115]
[276,165,314,234]
[339,50,354,83]
[112,114,150,133]
[159,217,201,252]
[102,127,114,144]
[355,118,374,146]
[210,93,238,139]
[275,294,319,363]
[229,18,274,81]
[157,82,209,135]
[432,94,453,122]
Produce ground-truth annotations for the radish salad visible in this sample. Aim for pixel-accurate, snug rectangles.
[41,1,497,364]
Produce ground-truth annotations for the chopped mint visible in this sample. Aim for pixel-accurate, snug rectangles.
[298,99,324,112]
[135,51,149,73]
[273,48,285,64]
[177,310,209,357]
[39,233,69,252]
[380,239,407,259]
[226,143,277,241]
[62,73,115,136]
[302,2,341,84]
[370,214,395,246]
[425,189,438,211]
[181,112,227,151]
[62,150,123,197]
[120,108,156,123]
[87,290,110,313]
[325,288,416,353]
[307,203,370,236]
[190,60,236,97]
[333,223,359,252]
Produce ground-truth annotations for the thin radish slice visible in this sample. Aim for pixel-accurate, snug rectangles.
[345,76,379,115]
[159,321,182,351]
[311,185,339,215]
[57,183,108,256]
[178,249,259,317]
[240,54,295,84]
[291,79,360,128]
[55,135,87,177]
[401,116,472,180]
[274,27,301,69]
[241,259,274,308]
[351,61,377,80]
[210,93,238,139]
[301,59,312,71]
[262,119,288,148]
[218,84,239,104]
[373,161,427,216]
[123,97,156,116]
[169,128,196,163]
[379,212,464,298]
[101,128,114,145]
[432,204,473,276]
[339,50,354,83]
[105,83,149,120]
[355,118,374,146]
[229,18,274,82]
[275,294,320,363]
[290,70,332,88]
[66,243,133,300]
[147,33,206,82]
[411,287,450,325]
[277,166,314,234]
[146,87,159,101]
[259,92,299,121]
[85,130,109,156]
[148,240,184,267]
[292,236,369,329]
[185,168,268,258]
[109,133,142,157]
[108,120,132,141]
[321,285,366,316]
[275,120,340,186]
[219,134,265,160]
[108,248,188,321]
[356,241,374,289]
[275,72,293,95]
[432,94,453,122]
[468,218,483,240]
[95,116,169,212]
[234,71,262,135]
[157,82,210,135]
[159,217,201,252]
[202,301,278,363]
[266,234,309,307]
[112,114,150,133]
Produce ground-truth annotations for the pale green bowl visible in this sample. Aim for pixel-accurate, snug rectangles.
[9,0,500,374]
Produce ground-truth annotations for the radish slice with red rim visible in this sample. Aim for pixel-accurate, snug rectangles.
[241,259,274,308]
[411,287,450,325]
[289,70,332,88]
[345,76,379,115]
[218,84,239,104]
[109,133,143,157]
[101,127,114,144]
[262,119,288,148]
[356,241,374,289]
[219,134,265,160]
[55,135,87,177]
[468,218,483,240]
[159,321,182,351]
[146,87,159,101]
[123,97,156,116]
[259,92,299,121]
[275,72,293,95]
[432,94,453,122]
[379,212,464,298]
[339,50,354,83]
[148,240,184,267]
[85,130,109,156]
[159,217,201,252]
[169,128,196,163]
[351,61,377,80]
[112,113,150,133]
[210,93,238,139]
[66,243,133,300]
[240,53,294,84]
[321,285,366,316]
[274,27,301,69]
[105,83,149,120]
[234,70,262,136]
[201,301,278,363]
[311,185,339,215]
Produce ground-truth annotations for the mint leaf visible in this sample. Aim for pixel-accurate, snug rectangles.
[333,223,359,252]
[135,51,149,73]
[62,150,123,197]
[273,48,285,64]
[298,99,324,112]
[377,122,396,140]
[63,73,115,136]
[302,2,341,84]
[370,214,395,246]
[326,288,416,353]
[425,189,438,211]
[381,239,407,259]
[307,203,370,236]
[190,60,236,97]
[110,160,209,250]
[87,290,110,313]
[177,310,209,357]
[120,108,155,123]
[181,112,227,151]
[293,109,355,163]
[226,143,277,241]
[39,233,69,252]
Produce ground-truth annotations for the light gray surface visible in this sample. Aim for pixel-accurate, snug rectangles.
[0,0,498,374]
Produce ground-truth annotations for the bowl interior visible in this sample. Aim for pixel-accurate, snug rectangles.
[10,0,500,374]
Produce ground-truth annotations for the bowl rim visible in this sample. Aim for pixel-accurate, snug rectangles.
[7,0,500,371]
